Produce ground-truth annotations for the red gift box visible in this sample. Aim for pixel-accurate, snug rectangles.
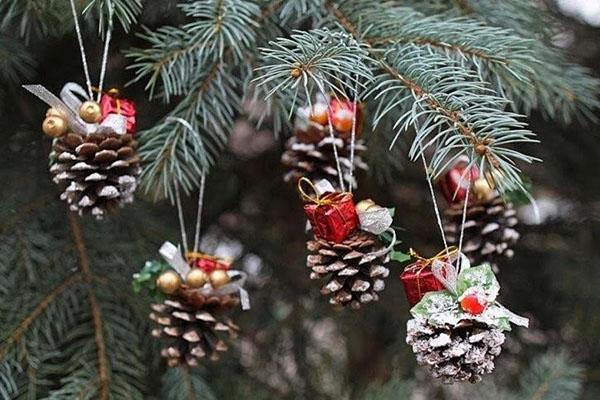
[400,261,445,306]
[439,160,479,205]
[187,252,230,273]
[100,89,137,135]
[299,178,359,242]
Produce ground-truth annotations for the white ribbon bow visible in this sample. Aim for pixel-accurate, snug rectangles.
[158,241,251,310]
[23,82,127,135]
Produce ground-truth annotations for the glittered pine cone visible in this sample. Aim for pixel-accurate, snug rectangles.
[281,135,368,191]
[407,317,505,384]
[49,129,141,219]
[306,230,390,309]
[150,289,240,367]
[443,195,519,271]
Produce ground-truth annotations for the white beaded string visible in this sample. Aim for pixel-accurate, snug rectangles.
[69,0,93,99]
[97,0,114,101]
[457,175,471,270]
[348,78,359,193]
[174,182,189,256]
[166,117,208,254]
[325,104,346,192]
[68,0,115,101]
[193,173,207,253]
[419,149,450,253]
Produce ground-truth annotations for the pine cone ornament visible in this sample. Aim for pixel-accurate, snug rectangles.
[306,230,390,309]
[443,195,519,271]
[407,317,505,384]
[282,136,368,190]
[49,130,141,219]
[150,289,240,367]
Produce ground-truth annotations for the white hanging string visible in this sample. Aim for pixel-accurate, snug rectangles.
[193,173,207,253]
[419,148,449,253]
[348,78,359,193]
[68,0,115,101]
[457,176,471,269]
[174,182,189,255]
[69,0,93,99]
[97,0,115,101]
[325,104,346,192]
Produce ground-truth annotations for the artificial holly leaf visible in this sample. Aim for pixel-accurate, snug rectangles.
[456,264,500,301]
[410,290,457,319]
[390,250,411,262]
[132,260,170,300]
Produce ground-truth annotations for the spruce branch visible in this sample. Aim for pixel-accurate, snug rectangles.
[132,0,285,201]
[126,0,261,100]
[255,28,373,106]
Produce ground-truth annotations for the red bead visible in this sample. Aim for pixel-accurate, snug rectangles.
[460,293,488,315]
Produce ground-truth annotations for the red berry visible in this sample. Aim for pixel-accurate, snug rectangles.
[460,293,488,315]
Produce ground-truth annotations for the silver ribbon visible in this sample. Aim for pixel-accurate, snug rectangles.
[159,241,190,277]
[431,253,471,295]
[23,82,127,135]
[195,270,251,311]
[357,206,393,235]
[158,241,250,311]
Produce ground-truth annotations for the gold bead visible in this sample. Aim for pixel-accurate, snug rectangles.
[79,101,102,123]
[42,116,68,138]
[46,107,67,119]
[156,271,182,295]
[186,269,208,289]
[209,269,230,289]
[355,199,378,213]
[472,178,494,202]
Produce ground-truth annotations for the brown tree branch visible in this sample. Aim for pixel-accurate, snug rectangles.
[67,212,110,400]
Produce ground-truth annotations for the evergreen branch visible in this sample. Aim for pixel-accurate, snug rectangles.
[446,0,600,123]
[84,0,143,34]
[325,0,537,191]
[126,0,261,100]
[255,28,373,105]
[161,367,216,400]
[521,350,584,400]
[67,212,109,400]
[0,273,83,362]
[0,35,36,84]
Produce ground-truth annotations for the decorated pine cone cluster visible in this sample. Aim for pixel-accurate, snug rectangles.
[281,136,368,190]
[49,130,140,219]
[307,230,390,309]
[150,289,240,367]
[444,195,519,271]
[407,317,505,384]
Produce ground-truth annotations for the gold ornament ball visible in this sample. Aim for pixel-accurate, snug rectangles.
[42,116,68,138]
[355,199,378,213]
[209,269,230,289]
[46,107,67,119]
[472,178,494,202]
[186,269,208,289]
[156,271,182,294]
[79,101,102,123]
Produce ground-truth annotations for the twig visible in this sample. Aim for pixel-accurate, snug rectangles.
[67,212,110,400]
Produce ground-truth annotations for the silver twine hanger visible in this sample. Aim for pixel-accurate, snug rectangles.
[69,0,114,101]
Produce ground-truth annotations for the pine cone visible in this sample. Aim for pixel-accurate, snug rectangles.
[443,195,519,271]
[306,230,390,309]
[49,130,141,219]
[150,290,240,367]
[281,136,368,191]
[407,317,505,384]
